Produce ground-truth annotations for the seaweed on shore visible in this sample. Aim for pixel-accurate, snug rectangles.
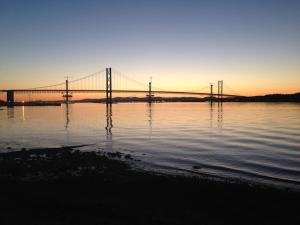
[0,146,133,182]
[0,146,300,225]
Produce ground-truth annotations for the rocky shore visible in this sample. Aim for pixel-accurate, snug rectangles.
[0,146,299,225]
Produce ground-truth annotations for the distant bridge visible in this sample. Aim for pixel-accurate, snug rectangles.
[0,67,242,105]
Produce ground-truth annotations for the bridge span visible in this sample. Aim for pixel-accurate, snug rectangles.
[0,67,242,105]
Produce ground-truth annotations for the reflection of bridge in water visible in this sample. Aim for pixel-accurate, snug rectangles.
[61,102,223,143]
[0,67,242,106]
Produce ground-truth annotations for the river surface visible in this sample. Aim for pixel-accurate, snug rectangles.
[1,102,300,189]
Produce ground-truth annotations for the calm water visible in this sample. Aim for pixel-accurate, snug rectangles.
[1,103,300,188]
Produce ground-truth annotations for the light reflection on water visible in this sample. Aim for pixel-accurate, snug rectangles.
[0,102,300,188]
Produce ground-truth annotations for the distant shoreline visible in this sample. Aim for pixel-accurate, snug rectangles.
[0,92,299,106]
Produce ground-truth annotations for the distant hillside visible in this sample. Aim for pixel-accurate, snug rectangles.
[74,94,300,103]
[227,93,300,102]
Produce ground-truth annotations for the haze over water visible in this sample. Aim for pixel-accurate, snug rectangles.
[1,102,300,189]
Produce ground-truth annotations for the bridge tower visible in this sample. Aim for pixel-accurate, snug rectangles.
[218,80,223,102]
[146,77,154,103]
[7,90,14,106]
[210,83,214,102]
[62,77,72,103]
[106,68,112,103]
[221,80,223,101]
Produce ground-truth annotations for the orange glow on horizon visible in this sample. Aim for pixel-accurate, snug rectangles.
[1,68,299,99]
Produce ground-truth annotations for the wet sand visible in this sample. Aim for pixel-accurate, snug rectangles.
[0,146,299,225]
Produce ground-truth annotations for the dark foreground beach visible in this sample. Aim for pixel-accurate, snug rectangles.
[0,146,299,225]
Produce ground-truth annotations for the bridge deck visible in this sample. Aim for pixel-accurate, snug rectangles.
[0,89,241,97]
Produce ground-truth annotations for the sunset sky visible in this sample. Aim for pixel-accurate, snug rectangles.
[0,0,299,96]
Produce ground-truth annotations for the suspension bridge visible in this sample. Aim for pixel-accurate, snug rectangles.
[0,67,242,105]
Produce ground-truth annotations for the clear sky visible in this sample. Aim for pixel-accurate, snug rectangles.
[0,0,299,96]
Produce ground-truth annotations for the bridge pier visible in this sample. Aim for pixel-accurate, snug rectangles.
[7,90,14,106]
[106,68,112,103]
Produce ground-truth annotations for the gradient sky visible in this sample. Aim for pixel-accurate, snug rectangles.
[0,0,299,96]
